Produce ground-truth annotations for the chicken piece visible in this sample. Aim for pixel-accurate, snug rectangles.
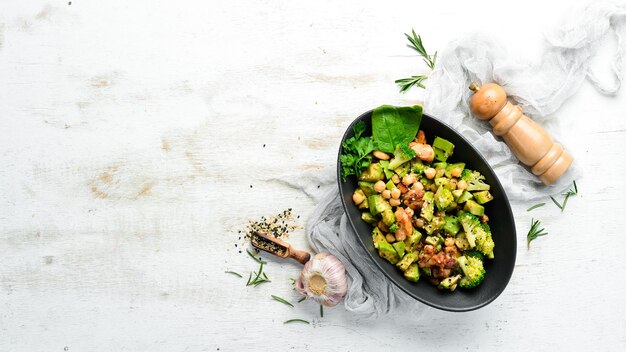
[408,142,435,163]
[393,208,413,241]
[403,188,424,210]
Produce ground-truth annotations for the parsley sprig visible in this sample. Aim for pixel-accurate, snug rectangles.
[339,121,374,181]
[527,218,548,249]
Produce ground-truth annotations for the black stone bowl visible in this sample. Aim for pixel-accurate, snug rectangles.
[337,110,516,312]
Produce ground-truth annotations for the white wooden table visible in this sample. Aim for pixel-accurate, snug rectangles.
[1,1,625,351]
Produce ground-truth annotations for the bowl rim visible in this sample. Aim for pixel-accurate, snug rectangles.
[336,109,516,312]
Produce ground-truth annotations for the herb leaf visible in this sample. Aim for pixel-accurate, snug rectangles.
[371,105,422,154]
[320,305,324,318]
[549,180,579,212]
[224,271,242,278]
[271,295,294,307]
[297,296,306,303]
[284,319,310,324]
[526,203,545,212]
[247,249,267,264]
[527,218,548,249]
[340,121,375,181]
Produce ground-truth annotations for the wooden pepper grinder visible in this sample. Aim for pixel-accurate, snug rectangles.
[468,82,573,185]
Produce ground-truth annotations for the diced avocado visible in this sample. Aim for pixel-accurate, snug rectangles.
[396,252,418,271]
[464,199,485,216]
[379,160,394,179]
[455,232,471,250]
[435,186,454,211]
[457,190,474,204]
[424,235,441,246]
[420,191,435,221]
[385,179,395,190]
[421,267,432,277]
[358,198,369,210]
[442,216,461,235]
[393,162,410,178]
[368,195,392,216]
[423,216,445,235]
[473,190,494,204]
[392,241,406,258]
[404,229,422,251]
[438,274,462,291]
[358,181,376,196]
[381,209,395,226]
[371,227,387,249]
[433,162,448,172]
[434,177,450,189]
[445,163,465,178]
[377,242,400,264]
[433,137,455,162]
[361,212,377,224]
[358,163,384,182]
[404,263,420,282]
[445,201,457,212]
[452,189,464,201]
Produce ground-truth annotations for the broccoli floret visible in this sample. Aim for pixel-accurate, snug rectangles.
[460,169,491,191]
[388,144,416,170]
[458,212,481,248]
[457,255,486,289]
[475,222,495,259]
[463,249,484,260]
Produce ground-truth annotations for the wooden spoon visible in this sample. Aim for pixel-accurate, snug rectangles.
[250,231,311,265]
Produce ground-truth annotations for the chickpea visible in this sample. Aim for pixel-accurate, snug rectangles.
[372,150,390,160]
[449,178,458,189]
[402,174,416,187]
[390,188,401,200]
[391,174,400,184]
[382,189,391,199]
[386,233,396,242]
[405,207,414,217]
[413,181,424,191]
[414,218,425,228]
[451,167,463,178]
[444,237,455,247]
[389,198,401,207]
[352,191,364,205]
[374,180,386,193]
[457,180,468,190]
[424,167,436,179]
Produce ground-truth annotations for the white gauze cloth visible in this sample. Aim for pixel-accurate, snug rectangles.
[293,1,625,318]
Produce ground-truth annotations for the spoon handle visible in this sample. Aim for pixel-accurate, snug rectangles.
[289,248,311,265]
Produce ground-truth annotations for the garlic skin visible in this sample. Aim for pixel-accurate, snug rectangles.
[295,253,347,307]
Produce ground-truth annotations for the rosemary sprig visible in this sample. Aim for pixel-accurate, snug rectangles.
[224,271,242,278]
[526,203,546,212]
[247,249,267,264]
[394,76,428,93]
[320,305,324,318]
[527,218,548,249]
[271,295,294,307]
[284,319,310,324]
[247,262,271,287]
[405,29,437,69]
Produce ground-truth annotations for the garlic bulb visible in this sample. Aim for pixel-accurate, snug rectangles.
[295,252,347,307]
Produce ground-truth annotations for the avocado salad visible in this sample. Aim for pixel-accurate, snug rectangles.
[341,105,495,291]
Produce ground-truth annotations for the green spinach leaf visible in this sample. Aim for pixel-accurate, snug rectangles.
[371,105,422,153]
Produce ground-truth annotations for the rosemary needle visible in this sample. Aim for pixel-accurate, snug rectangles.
[271,295,294,307]
[320,305,324,318]
[247,249,267,264]
[284,319,310,325]
[297,297,306,303]
[526,203,546,212]
[224,271,242,278]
